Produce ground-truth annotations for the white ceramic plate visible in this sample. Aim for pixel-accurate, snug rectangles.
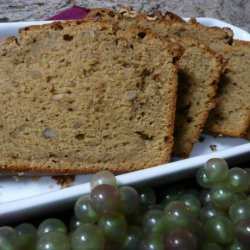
[0,18,249,224]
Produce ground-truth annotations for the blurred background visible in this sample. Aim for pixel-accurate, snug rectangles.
[0,0,249,32]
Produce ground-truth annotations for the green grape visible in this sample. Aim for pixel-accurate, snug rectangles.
[142,209,163,233]
[200,189,212,205]
[196,168,212,188]
[126,205,148,226]
[123,225,143,250]
[0,226,20,250]
[234,193,247,202]
[244,168,250,193]
[68,230,74,241]
[37,231,70,250]
[151,216,167,234]
[119,186,139,214]
[163,201,196,234]
[139,232,164,250]
[210,185,235,208]
[204,158,229,183]
[183,189,200,198]
[90,170,117,190]
[90,184,121,216]
[226,239,247,250]
[179,193,201,216]
[74,195,98,223]
[137,186,156,206]
[15,223,37,250]
[159,184,186,206]
[235,218,250,248]
[201,243,223,250]
[229,200,250,223]
[69,216,83,231]
[164,201,194,219]
[204,215,234,245]
[164,229,197,250]
[71,223,105,250]
[104,241,123,250]
[191,219,205,246]
[37,218,67,238]
[98,214,127,244]
[226,168,249,193]
[200,203,225,222]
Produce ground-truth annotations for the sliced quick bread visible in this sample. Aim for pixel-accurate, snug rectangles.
[173,38,223,156]
[149,10,250,138]
[205,40,250,137]
[86,8,224,156]
[0,20,181,173]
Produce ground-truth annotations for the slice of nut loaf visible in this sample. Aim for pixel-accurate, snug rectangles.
[204,40,250,137]
[151,10,250,138]
[172,39,223,156]
[86,8,224,156]
[0,20,181,174]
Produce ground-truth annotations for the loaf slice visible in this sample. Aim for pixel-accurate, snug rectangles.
[156,11,250,137]
[86,8,224,156]
[0,20,181,174]
[205,40,250,137]
[172,39,223,156]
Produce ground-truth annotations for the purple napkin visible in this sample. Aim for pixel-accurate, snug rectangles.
[46,6,90,21]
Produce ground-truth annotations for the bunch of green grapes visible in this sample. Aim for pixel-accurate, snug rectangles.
[0,158,249,250]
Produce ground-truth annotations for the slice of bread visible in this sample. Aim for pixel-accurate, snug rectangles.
[86,8,224,156]
[173,39,223,156]
[0,20,181,174]
[145,10,250,138]
[204,40,250,137]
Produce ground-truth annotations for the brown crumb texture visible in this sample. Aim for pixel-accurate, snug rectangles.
[0,20,179,174]
[210,144,217,151]
[86,8,224,156]
[52,175,75,187]
[205,40,250,137]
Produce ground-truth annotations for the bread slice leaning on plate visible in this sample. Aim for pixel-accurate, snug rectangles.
[158,10,250,138]
[86,7,225,156]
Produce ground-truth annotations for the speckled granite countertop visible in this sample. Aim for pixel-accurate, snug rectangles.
[0,0,249,32]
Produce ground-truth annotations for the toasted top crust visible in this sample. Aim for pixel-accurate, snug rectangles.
[86,7,233,53]
[163,11,186,23]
